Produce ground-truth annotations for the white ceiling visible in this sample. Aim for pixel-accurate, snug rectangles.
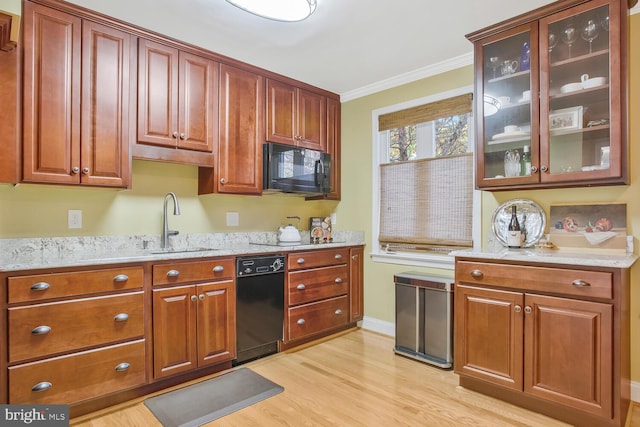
[65,0,636,101]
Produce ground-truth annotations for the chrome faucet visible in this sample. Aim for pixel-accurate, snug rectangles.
[161,192,181,249]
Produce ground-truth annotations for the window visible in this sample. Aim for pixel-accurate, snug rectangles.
[371,86,480,269]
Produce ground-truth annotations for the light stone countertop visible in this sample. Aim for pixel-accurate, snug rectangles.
[0,231,365,272]
[452,247,638,269]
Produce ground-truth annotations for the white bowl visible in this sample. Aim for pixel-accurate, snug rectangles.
[582,77,607,89]
[560,82,583,93]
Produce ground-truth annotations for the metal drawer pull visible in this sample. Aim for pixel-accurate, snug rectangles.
[297,318,305,325]
[571,279,591,287]
[334,277,343,283]
[296,284,306,290]
[114,313,129,322]
[334,254,342,259]
[213,265,224,273]
[335,309,343,315]
[30,282,50,291]
[297,258,305,264]
[31,326,51,335]
[470,270,483,278]
[167,270,180,277]
[113,274,129,282]
[32,382,52,392]
[115,362,130,372]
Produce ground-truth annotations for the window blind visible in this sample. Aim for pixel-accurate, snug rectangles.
[379,153,473,250]
[378,93,473,131]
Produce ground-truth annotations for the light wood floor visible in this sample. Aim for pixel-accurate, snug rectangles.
[72,329,639,427]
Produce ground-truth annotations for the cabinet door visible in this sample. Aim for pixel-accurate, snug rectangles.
[325,97,341,199]
[152,286,197,379]
[297,88,326,151]
[454,284,523,391]
[266,79,296,145]
[81,21,134,187]
[137,38,179,148]
[539,0,624,184]
[524,293,612,418]
[196,280,236,367]
[22,2,81,184]
[177,51,217,152]
[213,64,264,194]
[349,247,364,322]
[475,22,538,187]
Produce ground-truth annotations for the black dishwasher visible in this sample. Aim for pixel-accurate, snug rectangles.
[234,254,285,365]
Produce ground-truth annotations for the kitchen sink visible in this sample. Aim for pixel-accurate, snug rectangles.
[149,247,219,254]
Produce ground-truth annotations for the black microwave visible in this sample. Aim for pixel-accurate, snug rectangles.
[263,142,331,196]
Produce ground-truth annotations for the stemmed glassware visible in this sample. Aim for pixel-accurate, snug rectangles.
[561,22,578,57]
[548,32,558,57]
[488,56,500,79]
[600,14,609,31]
[581,19,599,53]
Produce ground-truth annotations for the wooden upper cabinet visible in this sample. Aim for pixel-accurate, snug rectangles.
[22,2,81,184]
[0,13,19,184]
[22,2,132,187]
[199,64,264,195]
[325,97,341,199]
[137,38,217,154]
[266,79,326,151]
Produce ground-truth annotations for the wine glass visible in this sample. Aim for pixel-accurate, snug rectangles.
[600,14,609,32]
[488,56,500,79]
[581,19,599,53]
[561,23,578,58]
[548,32,558,57]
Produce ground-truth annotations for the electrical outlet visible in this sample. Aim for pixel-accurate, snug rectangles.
[226,212,239,227]
[68,210,82,229]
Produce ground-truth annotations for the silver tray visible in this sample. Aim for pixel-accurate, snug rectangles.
[491,199,546,248]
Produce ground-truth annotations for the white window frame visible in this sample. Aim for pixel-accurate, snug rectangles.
[370,85,481,270]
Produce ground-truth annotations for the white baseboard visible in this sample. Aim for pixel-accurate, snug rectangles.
[361,316,640,403]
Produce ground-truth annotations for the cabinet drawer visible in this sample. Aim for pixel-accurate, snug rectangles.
[8,292,144,364]
[287,295,349,340]
[456,261,613,300]
[153,258,234,286]
[288,265,348,305]
[9,339,146,405]
[287,248,349,270]
[8,267,143,303]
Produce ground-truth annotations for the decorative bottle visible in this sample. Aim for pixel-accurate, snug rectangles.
[521,145,531,176]
[507,205,522,248]
[520,41,530,71]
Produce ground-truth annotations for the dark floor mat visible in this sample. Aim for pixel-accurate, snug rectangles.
[144,368,283,427]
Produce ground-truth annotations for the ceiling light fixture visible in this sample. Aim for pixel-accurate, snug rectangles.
[225,0,317,22]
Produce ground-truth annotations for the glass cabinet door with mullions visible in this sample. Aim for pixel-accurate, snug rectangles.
[471,0,628,191]
[478,23,539,186]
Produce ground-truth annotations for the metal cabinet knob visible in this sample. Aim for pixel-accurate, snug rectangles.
[352,255,358,260]
[335,309,343,315]
[297,258,305,264]
[524,306,532,314]
[297,318,305,325]
[213,265,224,273]
[199,294,205,301]
[297,284,306,290]
[334,254,343,259]
[172,131,179,138]
[113,274,129,283]
[82,167,90,174]
[470,269,483,278]
[30,282,50,291]
[514,305,522,313]
[115,362,130,372]
[540,165,549,172]
[71,166,80,174]
[179,133,186,140]
[32,382,52,392]
[31,325,51,335]
[167,270,180,277]
[191,295,197,302]
[220,178,226,184]
[334,277,343,283]
[531,165,539,173]
[114,313,129,322]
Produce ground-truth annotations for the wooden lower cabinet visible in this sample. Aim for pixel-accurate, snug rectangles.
[349,247,364,322]
[287,295,349,341]
[152,258,236,379]
[454,257,629,427]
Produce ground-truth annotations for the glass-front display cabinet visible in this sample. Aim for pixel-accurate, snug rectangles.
[468,0,629,190]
